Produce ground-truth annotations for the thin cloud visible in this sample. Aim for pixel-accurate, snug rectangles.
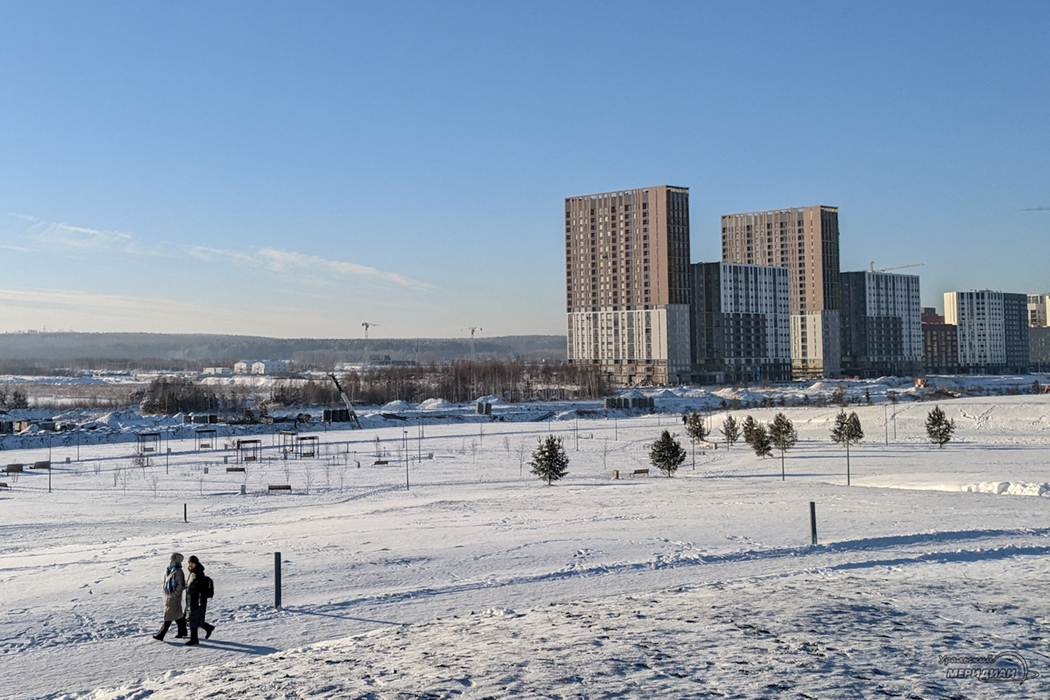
[9,213,431,290]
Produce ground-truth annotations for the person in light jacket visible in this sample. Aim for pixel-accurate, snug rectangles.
[184,555,215,645]
[153,553,188,641]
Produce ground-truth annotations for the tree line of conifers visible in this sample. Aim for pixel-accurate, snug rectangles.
[528,406,958,485]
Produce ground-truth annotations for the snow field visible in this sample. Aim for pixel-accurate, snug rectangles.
[2,395,1050,698]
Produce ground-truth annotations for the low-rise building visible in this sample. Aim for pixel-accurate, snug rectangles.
[922,312,959,374]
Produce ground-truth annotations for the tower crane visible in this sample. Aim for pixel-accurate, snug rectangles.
[327,373,363,429]
[361,322,378,339]
[869,262,924,273]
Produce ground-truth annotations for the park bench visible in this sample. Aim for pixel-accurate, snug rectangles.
[268,484,292,492]
[373,460,388,466]
[4,464,23,473]
[632,469,649,477]
[0,482,8,489]
[31,461,51,470]
[226,467,246,473]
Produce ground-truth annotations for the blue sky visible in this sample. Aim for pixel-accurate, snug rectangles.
[0,1,1046,338]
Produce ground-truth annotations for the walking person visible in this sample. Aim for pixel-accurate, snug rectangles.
[153,553,188,641]
[184,555,215,645]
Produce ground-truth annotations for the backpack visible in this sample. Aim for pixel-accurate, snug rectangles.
[202,575,214,600]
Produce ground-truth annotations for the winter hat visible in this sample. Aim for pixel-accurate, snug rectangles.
[171,553,184,564]
[188,555,200,565]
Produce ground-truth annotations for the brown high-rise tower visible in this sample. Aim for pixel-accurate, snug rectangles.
[565,186,691,385]
[721,206,841,378]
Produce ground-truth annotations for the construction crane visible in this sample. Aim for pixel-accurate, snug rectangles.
[869,262,924,273]
[361,322,378,339]
[327,373,363,429]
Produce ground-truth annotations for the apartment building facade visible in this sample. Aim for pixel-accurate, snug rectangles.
[690,262,791,383]
[840,271,922,377]
[944,290,1030,373]
[565,186,692,385]
[921,310,959,374]
[1028,293,1050,328]
[721,206,841,379]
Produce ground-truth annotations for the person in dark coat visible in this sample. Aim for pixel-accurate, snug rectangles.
[184,555,215,645]
[153,552,188,641]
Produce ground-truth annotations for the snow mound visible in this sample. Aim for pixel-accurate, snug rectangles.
[381,400,413,412]
[619,389,644,399]
[98,410,151,428]
[963,481,1050,497]
[418,398,454,410]
[474,395,504,405]
[652,389,680,400]
[485,607,516,617]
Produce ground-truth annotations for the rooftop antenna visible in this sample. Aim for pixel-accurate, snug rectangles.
[361,322,379,339]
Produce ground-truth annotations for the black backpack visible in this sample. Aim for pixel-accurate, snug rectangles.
[201,575,214,600]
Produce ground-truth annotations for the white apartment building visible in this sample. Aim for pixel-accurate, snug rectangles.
[1028,294,1050,327]
[945,291,1006,367]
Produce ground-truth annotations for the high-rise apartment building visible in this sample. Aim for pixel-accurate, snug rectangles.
[944,290,1030,373]
[1028,294,1050,327]
[721,206,841,378]
[691,262,791,383]
[565,186,692,385]
[840,271,922,377]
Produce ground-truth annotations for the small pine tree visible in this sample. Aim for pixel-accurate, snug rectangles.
[750,423,772,458]
[925,406,955,448]
[741,415,757,446]
[650,430,686,477]
[830,411,864,485]
[768,412,797,480]
[685,411,708,471]
[721,414,739,449]
[1033,379,1041,395]
[529,435,569,485]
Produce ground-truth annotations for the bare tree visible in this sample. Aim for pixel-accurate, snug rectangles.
[517,438,529,477]
[118,467,132,495]
[600,437,612,471]
[502,436,511,456]
[303,462,313,494]
[469,440,478,464]
[148,473,161,498]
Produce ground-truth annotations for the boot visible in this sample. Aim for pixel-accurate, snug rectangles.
[185,627,200,645]
[175,617,188,638]
[203,622,215,639]
[153,620,171,641]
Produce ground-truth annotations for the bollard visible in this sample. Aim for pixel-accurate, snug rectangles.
[274,552,282,609]
[184,503,187,523]
[809,501,818,546]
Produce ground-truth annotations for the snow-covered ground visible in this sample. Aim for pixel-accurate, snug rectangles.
[3,395,1050,698]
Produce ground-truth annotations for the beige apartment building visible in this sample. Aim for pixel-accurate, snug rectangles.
[565,185,692,385]
[721,206,841,379]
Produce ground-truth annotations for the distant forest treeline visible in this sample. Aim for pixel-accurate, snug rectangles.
[0,333,567,373]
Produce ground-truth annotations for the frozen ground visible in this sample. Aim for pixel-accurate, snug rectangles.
[2,395,1050,698]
